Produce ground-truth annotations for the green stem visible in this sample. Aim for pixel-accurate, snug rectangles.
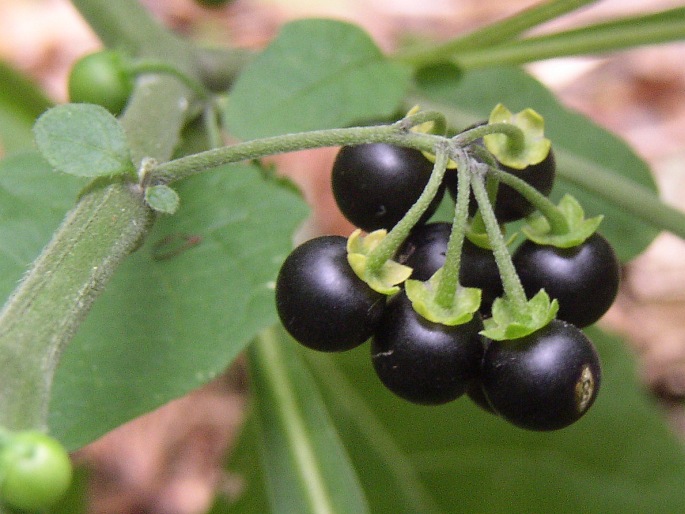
[555,150,685,241]
[399,110,447,136]
[365,145,450,273]
[203,102,224,150]
[435,157,471,309]
[452,7,685,69]
[455,122,525,156]
[127,60,208,98]
[149,125,442,185]
[0,182,154,431]
[488,164,569,235]
[471,170,528,309]
[396,0,597,65]
[0,0,207,432]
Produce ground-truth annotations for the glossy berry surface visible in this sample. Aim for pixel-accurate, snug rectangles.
[372,291,485,405]
[0,431,72,511]
[512,232,620,327]
[332,143,441,231]
[481,319,601,431]
[275,235,385,352]
[68,50,133,115]
[396,222,503,313]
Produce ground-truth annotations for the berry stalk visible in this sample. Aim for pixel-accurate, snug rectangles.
[471,171,528,310]
[364,144,450,274]
[488,163,569,235]
[434,151,472,309]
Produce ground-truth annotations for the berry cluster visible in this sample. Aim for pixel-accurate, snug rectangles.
[275,109,620,431]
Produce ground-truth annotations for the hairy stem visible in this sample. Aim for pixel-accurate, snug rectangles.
[149,125,442,185]
[471,171,528,309]
[435,158,471,309]
[0,0,206,432]
[0,182,154,431]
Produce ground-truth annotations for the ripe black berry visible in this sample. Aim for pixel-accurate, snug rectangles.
[372,291,485,405]
[481,319,601,431]
[512,232,620,327]
[275,235,385,352]
[332,143,443,231]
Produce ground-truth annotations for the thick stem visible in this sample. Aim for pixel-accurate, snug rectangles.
[0,0,205,432]
[0,182,154,431]
[471,171,528,309]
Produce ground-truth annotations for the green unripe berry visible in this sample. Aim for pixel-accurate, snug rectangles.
[0,431,72,511]
[68,50,134,115]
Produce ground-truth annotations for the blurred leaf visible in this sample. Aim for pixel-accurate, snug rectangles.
[227,326,685,513]
[33,104,134,177]
[0,61,52,155]
[48,164,308,450]
[412,66,659,261]
[0,152,86,302]
[247,327,369,514]
[145,184,180,214]
[224,19,412,139]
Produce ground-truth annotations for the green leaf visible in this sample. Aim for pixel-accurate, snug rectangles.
[0,152,86,302]
[48,163,308,450]
[248,326,369,514]
[144,184,179,214]
[228,327,685,513]
[0,61,52,155]
[33,104,134,178]
[224,19,412,140]
[412,66,659,262]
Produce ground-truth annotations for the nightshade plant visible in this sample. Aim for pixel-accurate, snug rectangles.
[1,0,685,512]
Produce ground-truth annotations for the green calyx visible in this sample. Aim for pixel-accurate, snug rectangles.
[347,229,412,295]
[481,289,559,341]
[523,194,603,247]
[405,270,481,326]
[484,103,551,170]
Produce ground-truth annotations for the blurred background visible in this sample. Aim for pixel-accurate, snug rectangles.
[1,0,684,512]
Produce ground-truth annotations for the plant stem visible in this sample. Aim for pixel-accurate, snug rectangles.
[435,158,471,308]
[127,60,209,98]
[555,150,685,241]
[365,145,450,273]
[471,171,528,310]
[0,182,154,431]
[484,160,569,235]
[452,7,685,69]
[455,122,525,156]
[0,0,208,432]
[148,125,442,185]
[397,0,597,65]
